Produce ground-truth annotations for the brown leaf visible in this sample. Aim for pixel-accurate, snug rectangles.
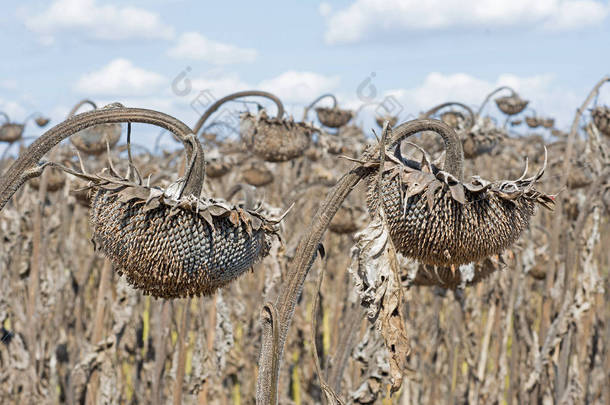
[380,232,411,394]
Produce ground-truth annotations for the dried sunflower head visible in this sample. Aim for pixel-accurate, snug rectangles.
[0,123,24,143]
[70,123,122,156]
[84,168,281,298]
[240,110,316,162]
[315,107,353,128]
[29,168,65,192]
[495,95,529,115]
[525,116,540,128]
[366,137,554,267]
[241,162,274,187]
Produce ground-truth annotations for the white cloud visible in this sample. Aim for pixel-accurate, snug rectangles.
[322,0,610,44]
[543,0,608,29]
[318,2,332,17]
[397,72,553,109]
[0,80,18,90]
[0,99,27,121]
[25,0,174,42]
[189,72,249,97]
[74,59,166,96]
[182,70,340,114]
[258,71,340,104]
[355,72,578,128]
[168,32,257,64]
[170,70,340,120]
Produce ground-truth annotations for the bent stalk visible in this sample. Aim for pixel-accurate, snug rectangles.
[302,94,338,121]
[255,119,462,404]
[67,99,98,117]
[0,107,198,211]
[424,101,475,131]
[192,90,285,135]
[476,86,516,117]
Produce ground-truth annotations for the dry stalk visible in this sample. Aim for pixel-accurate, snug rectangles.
[152,301,170,405]
[198,293,218,404]
[256,119,455,404]
[476,86,518,116]
[544,76,610,331]
[173,298,191,405]
[311,261,345,405]
[0,107,198,211]
[192,90,284,135]
[25,164,47,351]
[85,258,112,405]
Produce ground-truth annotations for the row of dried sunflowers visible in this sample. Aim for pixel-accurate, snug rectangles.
[1,79,609,402]
[6,82,610,296]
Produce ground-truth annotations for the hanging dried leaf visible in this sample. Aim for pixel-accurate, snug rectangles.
[348,215,410,394]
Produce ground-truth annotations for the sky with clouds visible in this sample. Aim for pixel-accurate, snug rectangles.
[1,0,609,146]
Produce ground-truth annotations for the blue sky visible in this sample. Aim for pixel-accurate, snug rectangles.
[1,0,609,147]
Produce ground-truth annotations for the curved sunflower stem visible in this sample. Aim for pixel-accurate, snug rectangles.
[0,107,200,211]
[476,86,517,117]
[22,112,47,126]
[255,118,463,404]
[192,90,285,136]
[424,101,476,131]
[302,93,338,121]
[390,119,464,180]
[68,99,98,117]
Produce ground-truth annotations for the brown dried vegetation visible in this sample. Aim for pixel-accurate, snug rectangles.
[0,78,609,405]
